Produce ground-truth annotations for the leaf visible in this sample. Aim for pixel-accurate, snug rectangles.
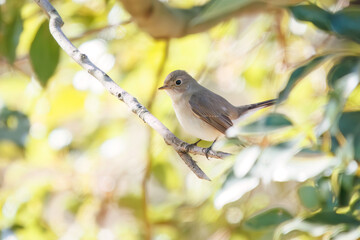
[316,94,343,136]
[190,0,252,26]
[338,173,356,207]
[332,112,360,161]
[0,9,23,63]
[289,4,360,44]
[316,57,360,136]
[331,7,360,43]
[305,211,360,225]
[252,139,302,183]
[0,107,30,147]
[269,149,333,182]
[339,113,360,162]
[233,146,261,178]
[244,208,293,230]
[118,194,143,217]
[30,20,60,86]
[298,185,320,210]
[238,113,292,134]
[327,56,360,89]
[278,55,329,102]
[296,148,324,156]
[350,198,360,211]
[289,4,332,31]
[214,177,259,209]
[316,176,337,210]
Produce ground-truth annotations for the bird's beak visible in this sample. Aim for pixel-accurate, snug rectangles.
[158,85,170,90]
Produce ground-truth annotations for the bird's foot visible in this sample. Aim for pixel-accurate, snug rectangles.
[205,139,217,160]
[185,139,202,152]
[205,148,211,160]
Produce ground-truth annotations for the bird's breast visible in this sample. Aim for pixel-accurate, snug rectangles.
[171,97,222,141]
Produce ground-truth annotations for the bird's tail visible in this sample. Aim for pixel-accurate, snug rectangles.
[236,99,277,118]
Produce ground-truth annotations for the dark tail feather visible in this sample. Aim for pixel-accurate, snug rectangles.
[237,99,277,117]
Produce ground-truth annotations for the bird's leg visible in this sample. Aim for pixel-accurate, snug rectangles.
[205,138,217,159]
[185,139,202,152]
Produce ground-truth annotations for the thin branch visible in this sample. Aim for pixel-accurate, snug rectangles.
[141,40,170,240]
[0,57,32,77]
[118,0,305,39]
[34,0,230,181]
[69,19,132,41]
[274,9,289,69]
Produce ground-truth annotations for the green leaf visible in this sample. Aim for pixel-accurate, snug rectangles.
[350,198,360,211]
[244,208,293,230]
[327,56,360,89]
[0,9,23,63]
[30,20,60,86]
[298,185,321,210]
[338,173,356,207]
[332,112,360,161]
[305,211,360,225]
[190,0,252,26]
[238,113,292,134]
[289,4,332,31]
[317,56,360,136]
[289,4,360,44]
[317,57,360,136]
[331,7,360,43]
[118,194,143,217]
[278,55,329,102]
[0,107,30,147]
[315,176,337,210]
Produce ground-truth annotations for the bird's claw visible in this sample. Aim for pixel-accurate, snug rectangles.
[185,139,216,160]
[205,138,217,160]
[205,147,211,160]
[185,139,201,152]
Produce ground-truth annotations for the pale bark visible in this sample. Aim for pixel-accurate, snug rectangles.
[34,0,231,181]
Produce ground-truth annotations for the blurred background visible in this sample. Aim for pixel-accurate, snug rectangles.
[1,0,360,239]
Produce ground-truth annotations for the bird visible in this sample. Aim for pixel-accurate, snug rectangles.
[159,70,276,158]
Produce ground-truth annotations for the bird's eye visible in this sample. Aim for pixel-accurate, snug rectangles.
[175,80,182,85]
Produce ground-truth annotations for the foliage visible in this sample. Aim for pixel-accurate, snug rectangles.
[0,0,360,239]
[29,20,60,86]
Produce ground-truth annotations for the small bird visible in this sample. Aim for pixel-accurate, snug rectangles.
[159,70,276,157]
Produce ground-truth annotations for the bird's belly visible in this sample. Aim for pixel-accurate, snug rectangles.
[172,101,222,141]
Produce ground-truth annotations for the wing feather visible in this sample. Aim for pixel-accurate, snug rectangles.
[189,92,233,134]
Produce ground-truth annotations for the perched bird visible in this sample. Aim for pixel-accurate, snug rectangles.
[159,70,276,157]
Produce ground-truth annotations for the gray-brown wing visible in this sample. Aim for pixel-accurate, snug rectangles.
[189,91,233,134]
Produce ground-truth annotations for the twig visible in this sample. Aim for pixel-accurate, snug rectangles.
[69,19,132,41]
[34,0,230,181]
[141,40,170,240]
[274,9,288,69]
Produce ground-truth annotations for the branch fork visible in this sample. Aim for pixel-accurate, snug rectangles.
[34,0,230,181]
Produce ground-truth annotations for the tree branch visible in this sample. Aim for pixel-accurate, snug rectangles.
[141,40,169,240]
[34,0,230,181]
[69,19,132,42]
[118,0,305,39]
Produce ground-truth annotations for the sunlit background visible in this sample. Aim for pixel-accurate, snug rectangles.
[1,0,360,239]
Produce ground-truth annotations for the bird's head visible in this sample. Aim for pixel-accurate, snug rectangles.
[159,70,196,94]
